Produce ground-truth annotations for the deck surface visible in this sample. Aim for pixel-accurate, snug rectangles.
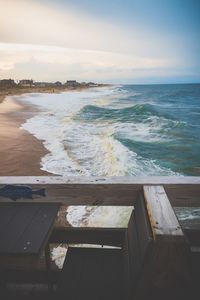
[57,247,124,300]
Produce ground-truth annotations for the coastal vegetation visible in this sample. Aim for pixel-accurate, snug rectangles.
[0,78,107,104]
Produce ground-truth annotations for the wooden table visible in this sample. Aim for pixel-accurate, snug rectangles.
[0,202,60,290]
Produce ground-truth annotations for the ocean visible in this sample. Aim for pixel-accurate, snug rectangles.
[20,83,200,177]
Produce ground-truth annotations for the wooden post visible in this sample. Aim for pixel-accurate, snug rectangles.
[134,185,194,300]
[124,192,153,299]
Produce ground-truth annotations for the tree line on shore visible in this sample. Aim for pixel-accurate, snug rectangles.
[0,79,103,89]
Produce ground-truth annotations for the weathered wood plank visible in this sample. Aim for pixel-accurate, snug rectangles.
[51,227,125,246]
[1,176,200,185]
[143,185,184,241]
[165,185,200,207]
[134,194,153,259]
[0,203,59,256]
[0,176,200,206]
[0,204,40,253]
[0,182,140,205]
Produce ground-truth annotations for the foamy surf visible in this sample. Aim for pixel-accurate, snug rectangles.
[20,86,177,177]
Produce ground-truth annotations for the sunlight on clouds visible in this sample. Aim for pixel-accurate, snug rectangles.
[0,0,129,53]
[0,42,176,81]
[0,0,182,57]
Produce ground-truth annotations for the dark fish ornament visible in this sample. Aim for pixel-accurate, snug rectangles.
[0,185,46,201]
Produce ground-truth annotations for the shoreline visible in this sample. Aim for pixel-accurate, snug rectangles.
[0,93,52,176]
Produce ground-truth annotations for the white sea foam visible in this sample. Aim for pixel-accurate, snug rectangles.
[51,245,68,269]
[114,121,164,143]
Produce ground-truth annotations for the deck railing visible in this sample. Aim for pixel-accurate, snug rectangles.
[0,176,200,206]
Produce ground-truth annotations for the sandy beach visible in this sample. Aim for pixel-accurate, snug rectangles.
[0,94,50,176]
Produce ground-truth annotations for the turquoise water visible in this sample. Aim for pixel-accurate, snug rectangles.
[22,83,200,176]
[74,84,200,176]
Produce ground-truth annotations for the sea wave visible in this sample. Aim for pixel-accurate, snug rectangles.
[75,103,159,121]
[22,115,177,176]
[20,86,182,177]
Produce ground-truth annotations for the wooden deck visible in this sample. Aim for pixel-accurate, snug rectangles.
[0,176,199,299]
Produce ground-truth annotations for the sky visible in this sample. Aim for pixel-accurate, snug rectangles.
[0,0,199,84]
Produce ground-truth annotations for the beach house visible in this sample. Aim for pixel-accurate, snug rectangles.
[0,79,16,88]
[19,79,34,87]
[65,80,80,87]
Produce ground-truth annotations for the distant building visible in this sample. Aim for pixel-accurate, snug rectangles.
[34,82,51,88]
[87,82,98,87]
[0,79,16,88]
[54,81,62,87]
[65,80,80,87]
[19,79,34,87]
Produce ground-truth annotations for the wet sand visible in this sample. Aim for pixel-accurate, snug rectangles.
[0,95,50,176]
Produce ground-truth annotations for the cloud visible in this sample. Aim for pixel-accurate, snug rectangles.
[0,42,177,82]
[0,0,184,58]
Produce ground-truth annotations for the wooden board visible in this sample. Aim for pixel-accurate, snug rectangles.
[51,227,125,247]
[0,202,59,256]
[0,176,200,206]
[143,185,184,241]
[122,193,153,297]
[165,185,200,207]
[1,176,200,185]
